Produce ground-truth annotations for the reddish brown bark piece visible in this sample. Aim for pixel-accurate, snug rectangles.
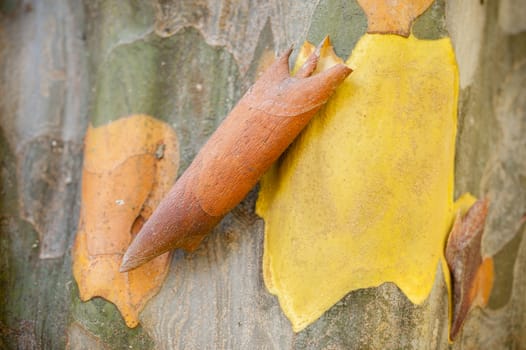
[445,198,494,340]
[120,40,352,272]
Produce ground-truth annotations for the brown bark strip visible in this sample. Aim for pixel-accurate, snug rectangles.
[120,41,352,272]
[446,198,494,340]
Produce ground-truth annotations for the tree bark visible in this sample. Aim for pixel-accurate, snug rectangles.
[1,0,525,349]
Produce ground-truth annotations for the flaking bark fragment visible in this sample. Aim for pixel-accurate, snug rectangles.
[72,114,179,327]
[356,0,435,36]
[446,198,494,340]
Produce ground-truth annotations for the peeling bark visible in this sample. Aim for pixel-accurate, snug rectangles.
[1,0,525,349]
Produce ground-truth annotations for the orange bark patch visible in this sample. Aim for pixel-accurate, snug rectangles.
[470,257,494,308]
[357,0,434,36]
[72,114,179,327]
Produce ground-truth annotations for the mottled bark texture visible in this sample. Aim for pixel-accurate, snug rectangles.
[1,0,525,349]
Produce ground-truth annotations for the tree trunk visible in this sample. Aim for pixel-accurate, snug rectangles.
[1,0,525,349]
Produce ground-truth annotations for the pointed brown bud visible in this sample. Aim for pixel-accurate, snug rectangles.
[120,41,352,272]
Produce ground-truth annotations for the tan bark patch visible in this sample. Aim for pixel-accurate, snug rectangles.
[357,0,434,36]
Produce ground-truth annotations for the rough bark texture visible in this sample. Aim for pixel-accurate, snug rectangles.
[0,0,525,349]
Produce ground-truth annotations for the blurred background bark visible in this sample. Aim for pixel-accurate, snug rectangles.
[1,0,525,349]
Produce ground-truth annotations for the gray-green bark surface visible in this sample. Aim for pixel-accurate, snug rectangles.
[0,0,525,349]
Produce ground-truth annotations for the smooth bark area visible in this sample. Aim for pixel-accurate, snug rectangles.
[0,0,525,349]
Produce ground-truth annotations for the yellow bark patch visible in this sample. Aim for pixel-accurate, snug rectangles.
[73,114,179,327]
[257,34,462,331]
